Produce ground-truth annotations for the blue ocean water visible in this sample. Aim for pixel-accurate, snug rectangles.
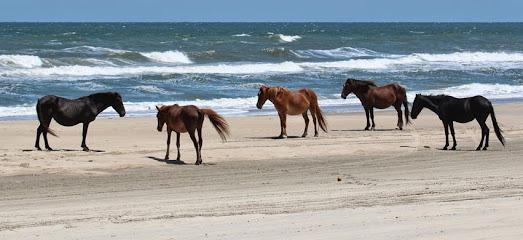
[1,23,522,120]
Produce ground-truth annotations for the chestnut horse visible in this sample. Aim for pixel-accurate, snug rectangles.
[256,86,327,138]
[156,104,230,165]
[341,78,410,130]
[35,92,126,151]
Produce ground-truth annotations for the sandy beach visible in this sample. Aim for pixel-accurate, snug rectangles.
[1,103,523,239]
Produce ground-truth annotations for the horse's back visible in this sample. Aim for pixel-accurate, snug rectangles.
[285,89,313,114]
[168,105,200,132]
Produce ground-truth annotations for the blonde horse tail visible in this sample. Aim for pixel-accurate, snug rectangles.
[403,95,411,125]
[200,108,230,141]
[310,90,328,132]
[36,98,58,137]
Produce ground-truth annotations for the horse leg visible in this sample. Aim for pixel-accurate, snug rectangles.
[81,122,90,151]
[442,121,449,150]
[364,107,371,130]
[39,116,54,150]
[35,125,43,150]
[301,112,309,137]
[197,123,203,156]
[394,104,403,130]
[477,118,490,150]
[188,130,201,165]
[176,132,181,160]
[369,108,376,131]
[165,131,171,160]
[312,109,319,137]
[449,122,457,150]
[278,112,287,138]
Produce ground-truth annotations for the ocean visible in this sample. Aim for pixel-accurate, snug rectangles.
[1,22,522,120]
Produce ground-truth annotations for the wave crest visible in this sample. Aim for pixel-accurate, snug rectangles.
[140,50,192,64]
[0,55,43,68]
[272,34,302,43]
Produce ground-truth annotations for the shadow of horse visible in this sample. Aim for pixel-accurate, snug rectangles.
[246,135,306,140]
[22,149,105,152]
[147,156,187,165]
[330,128,398,132]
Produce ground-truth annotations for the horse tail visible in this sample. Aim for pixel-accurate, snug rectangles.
[36,97,58,137]
[403,95,411,125]
[200,108,230,141]
[489,104,505,146]
[309,90,328,132]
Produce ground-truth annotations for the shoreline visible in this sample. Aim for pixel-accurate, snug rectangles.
[1,97,522,122]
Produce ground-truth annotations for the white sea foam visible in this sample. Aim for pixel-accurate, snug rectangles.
[0,55,43,68]
[130,85,173,95]
[1,61,303,78]
[292,47,378,59]
[274,34,302,43]
[140,51,192,64]
[301,51,523,72]
[413,83,523,100]
[233,33,251,37]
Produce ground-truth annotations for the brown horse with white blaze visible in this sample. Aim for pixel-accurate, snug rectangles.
[256,86,327,138]
[341,78,410,130]
[156,104,230,165]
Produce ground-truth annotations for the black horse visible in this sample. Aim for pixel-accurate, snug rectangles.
[35,92,126,151]
[411,94,504,150]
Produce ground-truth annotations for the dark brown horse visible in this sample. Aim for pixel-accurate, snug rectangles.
[156,104,230,165]
[341,78,410,130]
[35,92,126,151]
[256,86,327,138]
[411,94,505,150]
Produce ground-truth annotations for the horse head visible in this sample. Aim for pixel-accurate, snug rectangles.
[410,94,423,119]
[256,86,270,109]
[110,92,126,117]
[341,79,354,99]
[156,105,168,132]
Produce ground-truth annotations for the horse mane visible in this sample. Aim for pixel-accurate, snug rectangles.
[423,94,448,105]
[347,78,377,88]
[267,86,290,97]
[88,92,121,100]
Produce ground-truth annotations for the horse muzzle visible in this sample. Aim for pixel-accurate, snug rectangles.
[341,94,347,99]
[256,103,262,109]
[119,111,126,117]
[157,127,162,132]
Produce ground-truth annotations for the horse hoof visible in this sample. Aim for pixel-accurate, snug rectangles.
[314,134,319,137]
[442,147,448,150]
[301,134,307,138]
[450,147,456,150]
[482,147,488,150]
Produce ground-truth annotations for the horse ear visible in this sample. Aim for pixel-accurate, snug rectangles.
[156,105,160,111]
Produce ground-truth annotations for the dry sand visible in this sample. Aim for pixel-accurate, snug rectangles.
[1,103,522,239]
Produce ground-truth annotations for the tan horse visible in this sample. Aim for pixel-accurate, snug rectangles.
[256,86,327,138]
[156,104,230,165]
